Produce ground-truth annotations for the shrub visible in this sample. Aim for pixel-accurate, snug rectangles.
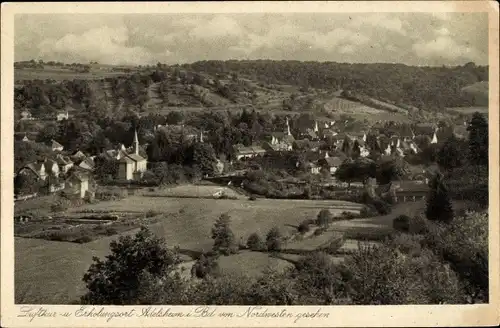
[75,235,93,243]
[248,195,257,201]
[297,222,310,234]
[316,209,332,227]
[266,227,282,252]
[211,214,238,255]
[372,199,391,215]
[422,212,488,302]
[191,254,220,279]
[80,227,182,305]
[339,243,465,304]
[247,233,264,251]
[393,215,411,233]
[359,205,378,218]
[146,210,158,218]
[314,227,326,236]
[340,211,357,220]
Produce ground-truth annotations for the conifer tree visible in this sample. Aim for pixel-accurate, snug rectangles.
[425,173,454,223]
[467,112,488,167]
[211,214,237,255]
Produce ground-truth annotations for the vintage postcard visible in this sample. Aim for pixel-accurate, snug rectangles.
[1,1,499,327]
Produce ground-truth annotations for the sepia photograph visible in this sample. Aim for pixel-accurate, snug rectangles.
[1,1,499,327]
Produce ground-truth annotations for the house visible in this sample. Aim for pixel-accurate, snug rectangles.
[305,162,320,175]
[118,156,136,181]
[50,139,64,152]
[79,156,96,172]
[215,159,225,175]
[56,111,69,121]
[46,174,65,193]
[55,154,74,174]
[453,125,469,139]
[20,110,34,120]
[22,134,30,142]
[71,150,87,162]
[233,144,267,160]
[391,180,429,203]
[116,130,148,181]
[318,156,345,174]
[65,171,89,198]
[44,158,60,177]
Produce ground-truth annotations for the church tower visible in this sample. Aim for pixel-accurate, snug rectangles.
[133,129,139,155]
[286,117,291,136]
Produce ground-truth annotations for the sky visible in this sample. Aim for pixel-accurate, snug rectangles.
[14,12,489,66]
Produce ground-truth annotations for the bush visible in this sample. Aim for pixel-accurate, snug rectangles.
[314,227,326,236]
[191,254,220,279]
[247,233,264,251]
[81,227,182,305]
[340,242,466,304]
[422,212,488,302]
[359,205,378,218]
[340,211,357,220]
[266,227,282,252]
[393,215,411,233]
[316,209,333,227]
[372,199,392,215]
[74,235,93,243]
[248,195,257,201]
[146,210,158,218]
[297,222,310,234]
[211,214,238,255]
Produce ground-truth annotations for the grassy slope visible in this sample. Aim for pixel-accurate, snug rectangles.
[16,195,363,304]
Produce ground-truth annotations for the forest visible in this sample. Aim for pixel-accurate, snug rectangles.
[184,60,489,109]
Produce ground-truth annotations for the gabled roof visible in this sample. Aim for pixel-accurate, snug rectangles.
[67,170,89,182]
[19,163,41,179]
[51,139,63,149]
[80,157,96,168]
[118,156,135,164]
[125,153,146,162]
[321,156,344,167]
[56,154,73,165]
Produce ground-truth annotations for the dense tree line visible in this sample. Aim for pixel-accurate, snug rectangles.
[185,60,488,110]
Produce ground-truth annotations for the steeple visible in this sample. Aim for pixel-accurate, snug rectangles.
[314,121,319,133]
[286,117,291,136]
[133,129,139,155]
[431,127,438,144]
[199,130,204,143]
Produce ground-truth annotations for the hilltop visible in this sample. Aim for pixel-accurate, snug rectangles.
[14,60,488,122]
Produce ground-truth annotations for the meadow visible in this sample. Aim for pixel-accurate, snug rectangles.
[15,195,364,304]
[15,68,125,81]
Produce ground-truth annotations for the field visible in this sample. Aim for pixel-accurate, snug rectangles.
[142,185,245,199]
[446,106,489,115]
[15,68,125,81]
[322,97,411,122]
[15,195,364,304]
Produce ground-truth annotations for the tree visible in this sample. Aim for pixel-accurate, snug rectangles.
[352,140,361,159]
[335,158,377,187]
[184,143,217,177]
[211,214,237,255]
[191,254,220,279]
[94,156,119,181]
[247,233,264,251]
[14,170,40,196]
[467,112,488,167]
[316,209,333,228]
[376,157,407,185]
[437,135,465,170]
[341,136,352,157]
[81,227,181,305]
[425,173,454,223]
[266,227,282,252]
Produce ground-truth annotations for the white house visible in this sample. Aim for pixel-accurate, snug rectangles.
[117,130,147,181]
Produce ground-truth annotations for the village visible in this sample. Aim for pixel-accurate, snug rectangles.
[14,108,463,204]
